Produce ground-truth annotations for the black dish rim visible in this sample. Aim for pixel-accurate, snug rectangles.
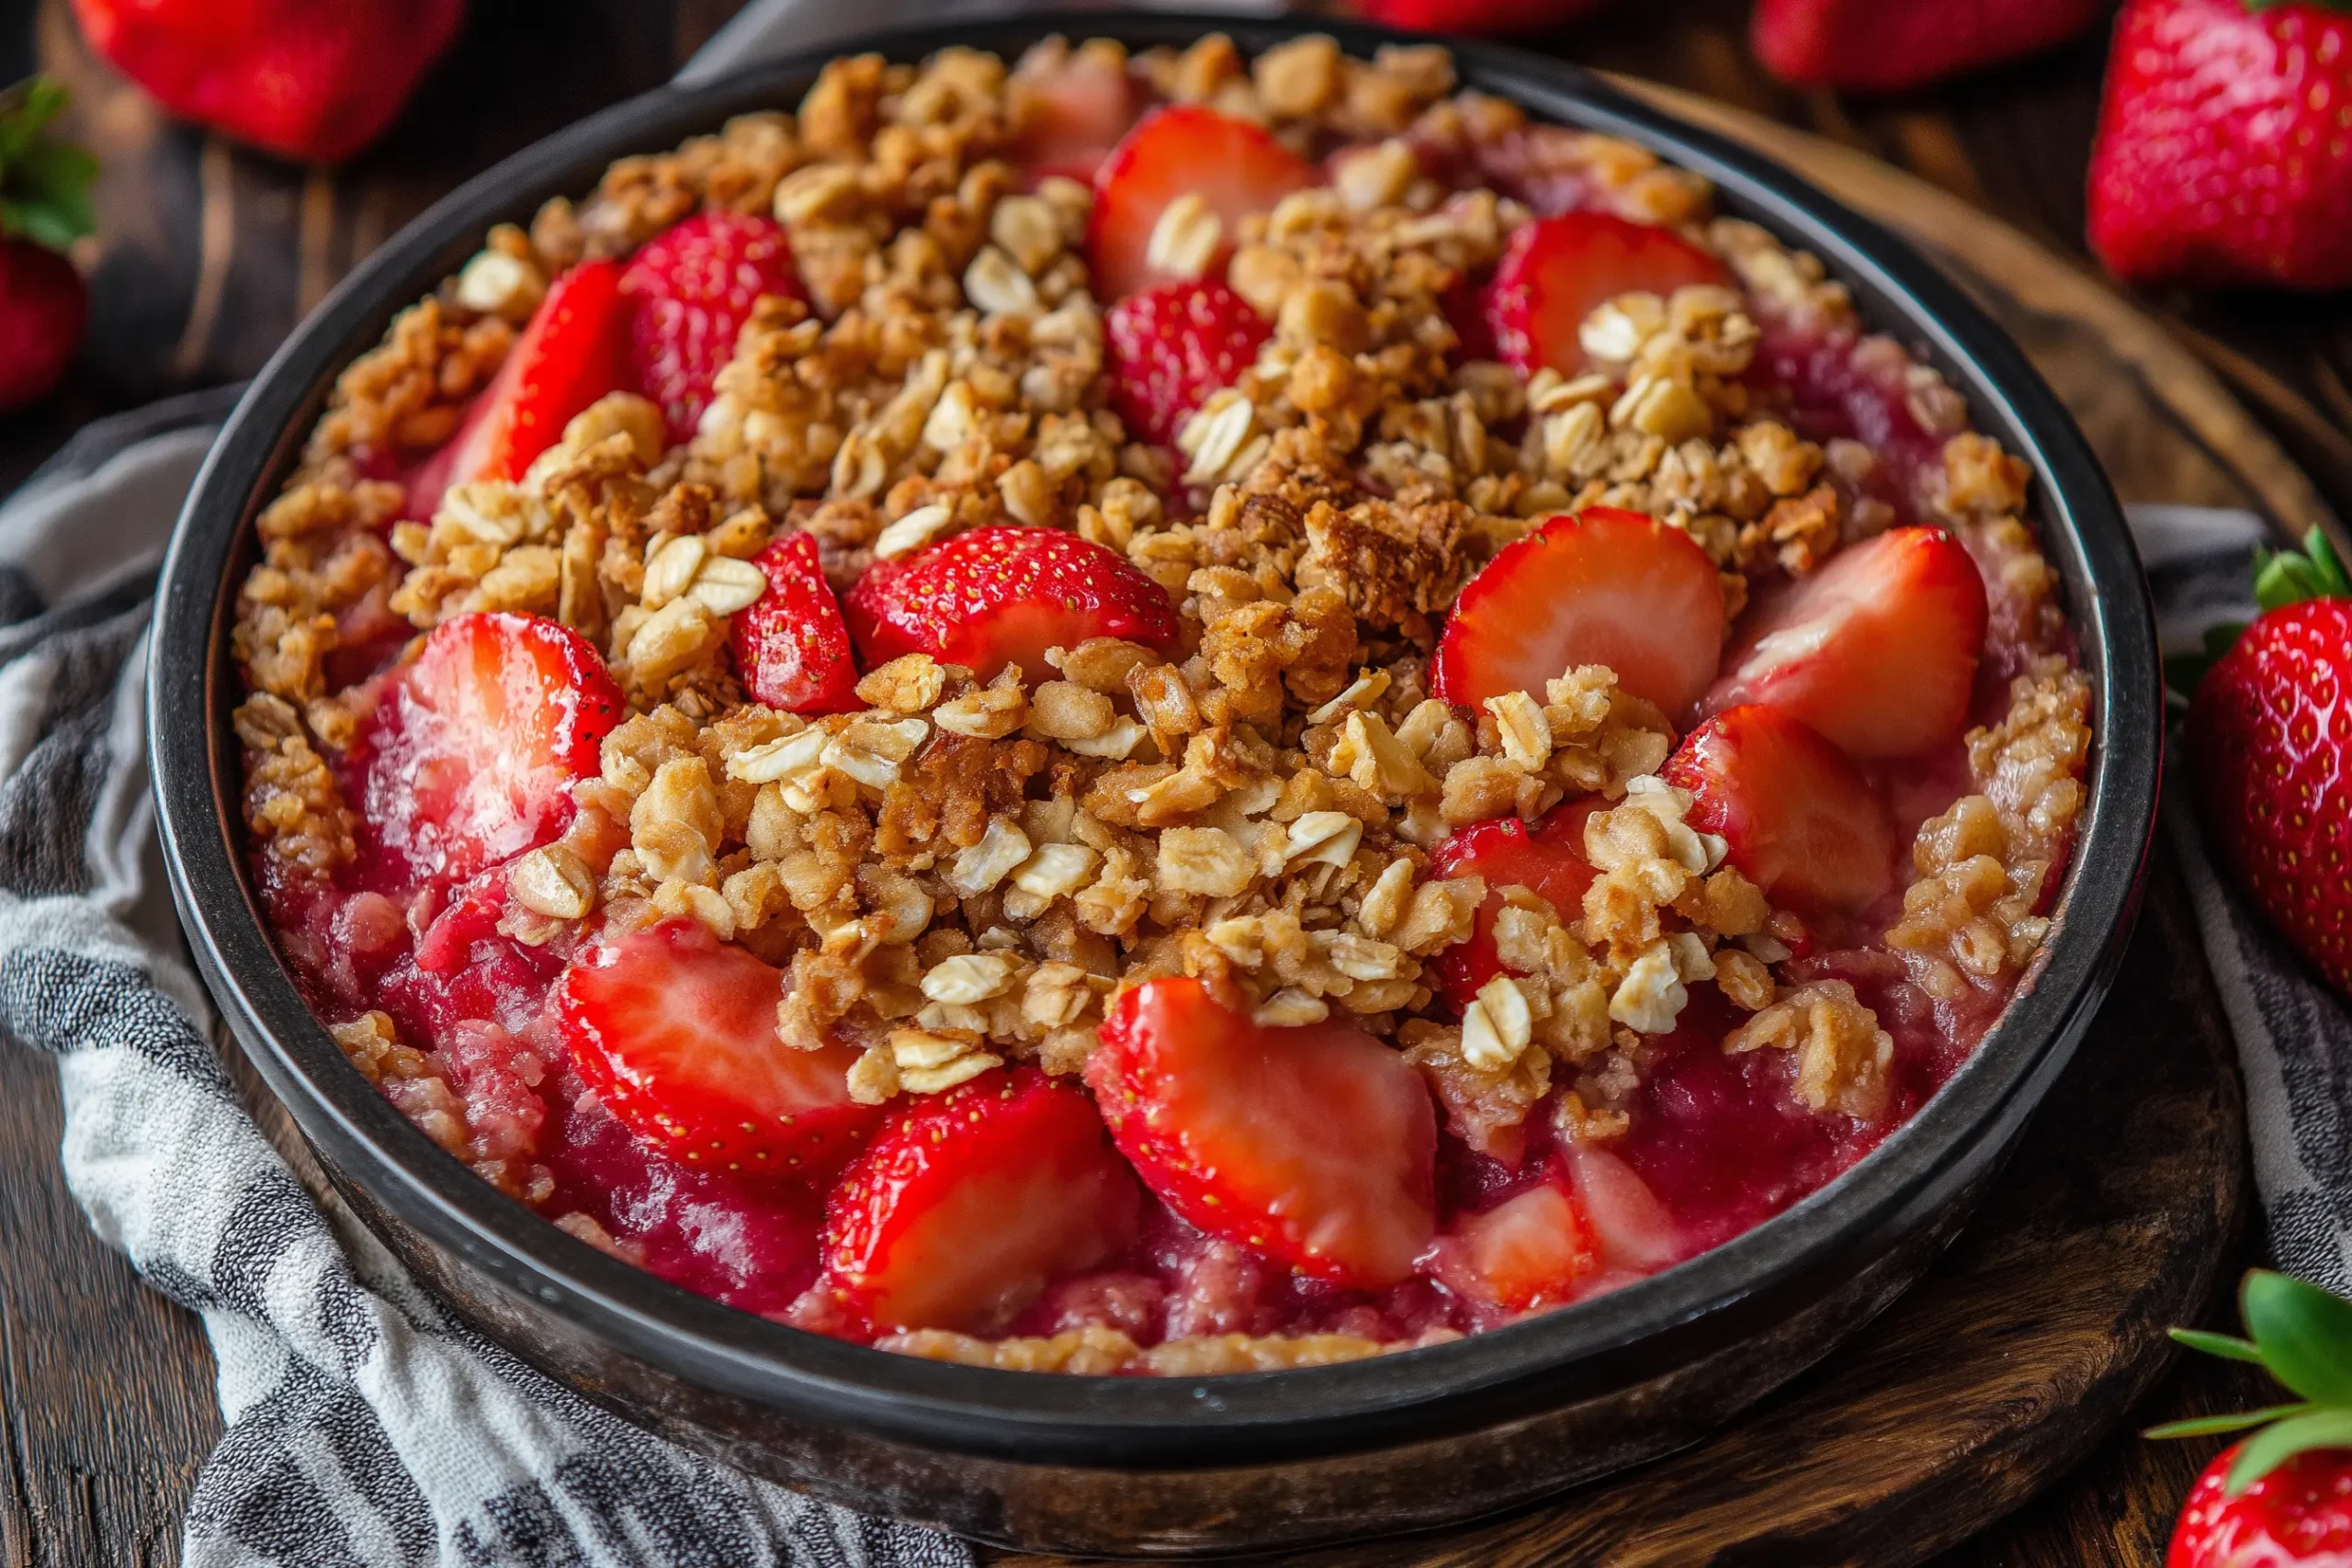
[148,9,2163,1473]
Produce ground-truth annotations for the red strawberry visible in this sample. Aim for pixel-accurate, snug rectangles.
[844,525,1180,683]
[1008,46,1146,177]
[351,612,623,892]
[2188,531,2352,992]
[1103,279,1271,446]
[407,259,634,521]
[1751,0,2106,93]
[1702,526,1987,760]
[1426,805,1600,1010]
[1428,1176,1600,1312]
[813,1068,1141,1336]
[1088,976,1438,1290]
[0,80,94,413]
[729,532,862,715]
[1664,705,1896,915]
[1482,212,1728,379]
[1354,0,1612,36]
[2089,0,2352,289]
[559,920,878,1179]
[1088,106,1317,302]
[72,0,463,164]
[2152,1269,2352,1566]
[620,210,804,445]
[1432,506,1726,718]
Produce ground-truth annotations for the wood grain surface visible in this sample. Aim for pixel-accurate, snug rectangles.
[0,2,2318,1562]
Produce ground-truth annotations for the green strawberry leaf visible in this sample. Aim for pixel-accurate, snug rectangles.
[2253,527,2352,613]
[2170,1326,2267,1364]
[2163,622,2249,707]
[0,76,95,251]
[2225,1408,2352,1495]
[2244,1269,2352,1406]
[2146,1403,2316,1440]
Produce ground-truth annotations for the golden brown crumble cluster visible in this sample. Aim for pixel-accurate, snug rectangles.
[231,33,2094,1351]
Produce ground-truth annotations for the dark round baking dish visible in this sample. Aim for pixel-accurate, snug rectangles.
[148,11,2163,1557]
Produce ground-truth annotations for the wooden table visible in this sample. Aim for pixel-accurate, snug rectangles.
[0,0,2303,1561]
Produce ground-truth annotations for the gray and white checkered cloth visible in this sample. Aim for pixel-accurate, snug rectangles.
[0,389,971,1567]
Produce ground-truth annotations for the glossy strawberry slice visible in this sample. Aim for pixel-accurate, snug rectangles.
[1432,507,1726,717]
[1088,106,1317,302]
[1089,976,1438,1290]
[1104,279,1271,446]
[729,531,862,714]
[621,210,805,445]
[815,1068,1141,1336]
[1426,806,1600,1010]
[407,258,633,521]
[1428,1176,1600,1311]
[352,611,623,891]
[1483,211,1729,378]
[1664,705,1895,915]
[559,919,878,1179]
[844,524,1180,683]
[1703,525,1988,759]
[1008,47,1146,176]
[1563,1142,1686,1274]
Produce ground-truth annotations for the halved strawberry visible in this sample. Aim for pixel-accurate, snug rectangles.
[1432,507,1726,718]
[351,612,623,892]
[844,524,1180,683]
[407,258,633,521]
[621,210,805,446]
[559,919,878,1179]
[1426,805,1600,1011]
[1088,976,1438,1290]
[1088,106,1317,302]
[1427,1175,1600,1312]
[1008,47,1146,177]
[729,531,862,714]
[814,1068,1141,1336]
[1483,211,1729,378]
[1104,279,1271,446]
[1702,525,1988,759]
[1663,705,1895,915]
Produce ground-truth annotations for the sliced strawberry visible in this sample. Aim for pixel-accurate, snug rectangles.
[814,1068,1141,1336]
[1088,976,1438,1290]
[1432,506,1726,718]
[1088,106,1317,302]
[351,612,623,892]
[621,210,805,446]
[844,524,1180,683]
[1426,805,1600,1010]
[1663,705,1895,915]
[1483,211,1729,378]
[1008,48,1146,177]
[1428,1175,1600,1312]
[1703,525,1988,759]
[559,919,879,1179]
[1563,1142,1686,1274]
[729,531,862,714]
[1104,279,1271,446]
[407,258,633,521]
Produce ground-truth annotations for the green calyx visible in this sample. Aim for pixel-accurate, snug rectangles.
[2149,1270,2352,1495]
[2163,526,2351,705]
[0,76,96,253]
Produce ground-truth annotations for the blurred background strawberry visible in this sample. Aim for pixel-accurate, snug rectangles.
[0,75,93,412]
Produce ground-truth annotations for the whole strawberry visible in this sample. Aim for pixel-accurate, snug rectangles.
[2152,1270,2352,1565]
[1351,0,1611,37]
[2187,530,2352,992]
[73,0,465,164]
[0,79,95,413]
[2089,0,2352,288]
[1752,0,2107,91]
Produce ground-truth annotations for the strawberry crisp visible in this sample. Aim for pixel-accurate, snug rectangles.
[232,33,2093,1376]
